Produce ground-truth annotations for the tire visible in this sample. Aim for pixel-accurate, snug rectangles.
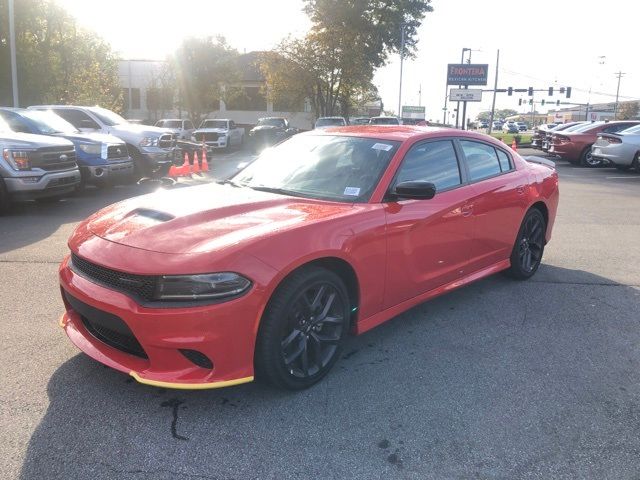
[633,153,640,173]
[128,146,147,179]
[505,208,546,280]
[254,266,350,390]
[580,145,601,168]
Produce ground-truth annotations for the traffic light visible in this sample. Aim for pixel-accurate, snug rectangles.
[528,87,533,96]
[556,100,560,106]
[518,98,522,106]
[566,87,572,98]
[508,87,513,96]
[559,87,565,94]
[548,87,553,96]
[541,99,545,106]
[529,99,533,105]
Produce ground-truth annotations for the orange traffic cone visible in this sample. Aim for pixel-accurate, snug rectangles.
[511,139,518,151]
[201,146,209,172]
[191,150,201,174]
[169,152,189,177]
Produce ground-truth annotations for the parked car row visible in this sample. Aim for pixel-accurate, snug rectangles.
[532,120,640,170]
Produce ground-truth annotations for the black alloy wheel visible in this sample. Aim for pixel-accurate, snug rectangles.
[255,267,350,390]
[506,208,546,280]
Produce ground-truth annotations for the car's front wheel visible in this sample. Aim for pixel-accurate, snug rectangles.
[255,267,350,390]
[505,208,546,280]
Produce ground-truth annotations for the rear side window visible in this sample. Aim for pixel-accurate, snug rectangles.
[459,140,502,181]
[395,140,461,192]
[53,109,100,129]
[496,149,512,171]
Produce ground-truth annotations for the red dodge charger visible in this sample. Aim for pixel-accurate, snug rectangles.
[59,127,559,390]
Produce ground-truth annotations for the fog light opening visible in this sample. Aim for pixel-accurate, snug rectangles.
[179,349,214,370]
[95,168,104,177]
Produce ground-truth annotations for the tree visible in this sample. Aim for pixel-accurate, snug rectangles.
[146,64,177,120]
[170,36,242,125]
[261,0,433,118]
[0,0,122,110]
[477,109,518,121]
[617,101,639,120]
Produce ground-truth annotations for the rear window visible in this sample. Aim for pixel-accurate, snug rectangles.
[370,117,399,125]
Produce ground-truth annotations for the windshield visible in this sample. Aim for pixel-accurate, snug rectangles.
[88,107,127,126]
[570,122,603,133]
[160,120,182,128]
[370,117,399,125]
[20,110,79,134]
[561,123,588,132]
[316,118,346,127]
[0,117,11,133]
[257,118,286,127]
[231,134,400,202]
[621,125,640,134]
[201,120,228,129]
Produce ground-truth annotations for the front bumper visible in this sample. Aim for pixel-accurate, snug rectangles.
[4,168,81,200]
[81,159,134,183]
[58,255,261,389]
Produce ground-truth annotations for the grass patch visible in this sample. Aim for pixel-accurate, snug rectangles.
[490,133,532,146]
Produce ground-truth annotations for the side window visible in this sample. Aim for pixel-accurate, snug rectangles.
[184,120,194,130]
[53,109,100,129]
[496,149,513,172]
[603,123,635,133]
[459,140,502,182]
[395,140,461,192]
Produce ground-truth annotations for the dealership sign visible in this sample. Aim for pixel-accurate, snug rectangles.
[447,64,489,86]
[449,89,483,102]
[401,105,426,119]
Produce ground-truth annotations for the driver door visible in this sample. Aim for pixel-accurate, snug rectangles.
[383,139,476,308]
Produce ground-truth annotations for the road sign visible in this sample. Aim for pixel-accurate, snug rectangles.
[401,105,426,119]
[446,64,489,86]
[449,89,483,102]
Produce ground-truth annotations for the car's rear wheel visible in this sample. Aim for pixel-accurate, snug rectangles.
[580,145,601,167]
[255,267,350,390]
[505,208,546,280]
[633,152,640,173]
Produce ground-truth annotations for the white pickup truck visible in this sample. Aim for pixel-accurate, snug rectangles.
[193,119,244,151]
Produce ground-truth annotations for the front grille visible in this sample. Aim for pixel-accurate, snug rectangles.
[197,132,220,142]
[158,134,176,149]
[33,148,77,171]
[70,253,158,302]
[107,144,128,159]
[64,291,147,358]
[47,176,76,187]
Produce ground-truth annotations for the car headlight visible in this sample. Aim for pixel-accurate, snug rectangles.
[139,136,159,147]
[78,143,102,155]
[2,149,32,170]
[155,272,252,301]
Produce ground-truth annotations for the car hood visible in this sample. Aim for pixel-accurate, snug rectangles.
[250,125,282,132]
[86,183,355,254]
[0,132,74,148]
[111,124,171,136]
[55,132,124,145]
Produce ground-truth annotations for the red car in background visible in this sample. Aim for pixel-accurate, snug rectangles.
[58,127,559,391]
[549,121,640,167]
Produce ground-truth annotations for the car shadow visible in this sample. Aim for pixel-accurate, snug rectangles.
[19,264,640,479]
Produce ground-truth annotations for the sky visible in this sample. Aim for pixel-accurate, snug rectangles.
[56,0,639,122]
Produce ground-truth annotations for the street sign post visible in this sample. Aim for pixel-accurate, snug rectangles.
[449,89,483,102]
[401,105,426,119]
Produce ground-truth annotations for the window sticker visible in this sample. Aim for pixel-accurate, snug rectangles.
[343,186,361,196]
[371,143,393,151]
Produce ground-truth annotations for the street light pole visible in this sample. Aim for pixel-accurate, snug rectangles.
[9,0,19,107]
[614,71,625,119]
[455,48,469,128]
[397,24,405,119]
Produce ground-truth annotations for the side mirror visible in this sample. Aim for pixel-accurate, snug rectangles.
[392,181,436,200]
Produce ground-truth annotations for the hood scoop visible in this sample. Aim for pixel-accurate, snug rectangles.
[126,208,175,223]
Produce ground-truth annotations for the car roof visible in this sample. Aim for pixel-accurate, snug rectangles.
[301,125,505,144]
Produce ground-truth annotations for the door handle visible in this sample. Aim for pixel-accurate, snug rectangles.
[461,204,473,217]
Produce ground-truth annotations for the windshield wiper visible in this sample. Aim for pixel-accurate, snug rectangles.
[249,185,298,197]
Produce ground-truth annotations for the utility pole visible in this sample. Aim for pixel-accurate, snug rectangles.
[397,24,405,119]
[614,71,625,119]
[418,84,422,106]
[488,49,499,134]
[442,80,449,124]
[455,48,468,128]
[9,0,19,107]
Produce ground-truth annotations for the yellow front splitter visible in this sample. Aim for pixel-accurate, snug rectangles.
[128,371,254,390]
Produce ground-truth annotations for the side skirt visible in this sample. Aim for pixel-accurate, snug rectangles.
[354,259,511,335]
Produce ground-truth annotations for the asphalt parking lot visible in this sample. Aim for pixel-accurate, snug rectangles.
[1,147,640,480]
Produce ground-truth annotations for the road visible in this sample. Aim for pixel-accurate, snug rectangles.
[1,147,640,479]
